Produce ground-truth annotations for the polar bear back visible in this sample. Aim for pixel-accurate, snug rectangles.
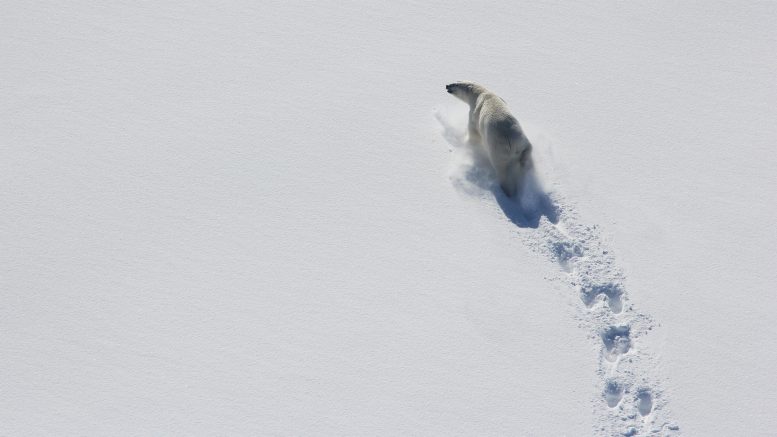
[475,93,529,155]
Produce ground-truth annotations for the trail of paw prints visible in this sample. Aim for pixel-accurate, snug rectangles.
[593,338,680,436]
[594,322,679,436]
[521,195,680,435]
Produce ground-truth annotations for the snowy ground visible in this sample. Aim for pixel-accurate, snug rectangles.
[2,1,776,435]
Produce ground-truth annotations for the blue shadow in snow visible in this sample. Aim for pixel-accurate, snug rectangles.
[494,175,559,228]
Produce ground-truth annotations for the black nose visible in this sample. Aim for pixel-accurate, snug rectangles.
[445,84,453,93]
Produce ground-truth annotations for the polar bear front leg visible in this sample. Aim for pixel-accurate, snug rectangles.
[468,120,481,144]
[467,106,482,144]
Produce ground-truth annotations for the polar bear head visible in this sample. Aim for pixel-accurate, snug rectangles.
[446,81,486,105]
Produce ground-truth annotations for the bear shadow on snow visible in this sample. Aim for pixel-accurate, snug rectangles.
[435,110,559,229]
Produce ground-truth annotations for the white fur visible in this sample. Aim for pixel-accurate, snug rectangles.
[445,82,532,197]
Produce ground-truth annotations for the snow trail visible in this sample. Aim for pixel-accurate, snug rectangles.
[533,197,679,436]
[436,107,681,436]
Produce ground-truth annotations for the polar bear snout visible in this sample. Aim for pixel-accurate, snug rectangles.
[446,82,478,103]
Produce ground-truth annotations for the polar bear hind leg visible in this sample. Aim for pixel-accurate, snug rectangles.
[502,147,533,198]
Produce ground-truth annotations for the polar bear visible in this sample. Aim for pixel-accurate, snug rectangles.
[446,81,533,198]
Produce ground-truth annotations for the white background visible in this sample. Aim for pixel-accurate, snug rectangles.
[2,2,775,435]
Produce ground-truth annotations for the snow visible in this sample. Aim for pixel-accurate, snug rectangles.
[2,1,776,435]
